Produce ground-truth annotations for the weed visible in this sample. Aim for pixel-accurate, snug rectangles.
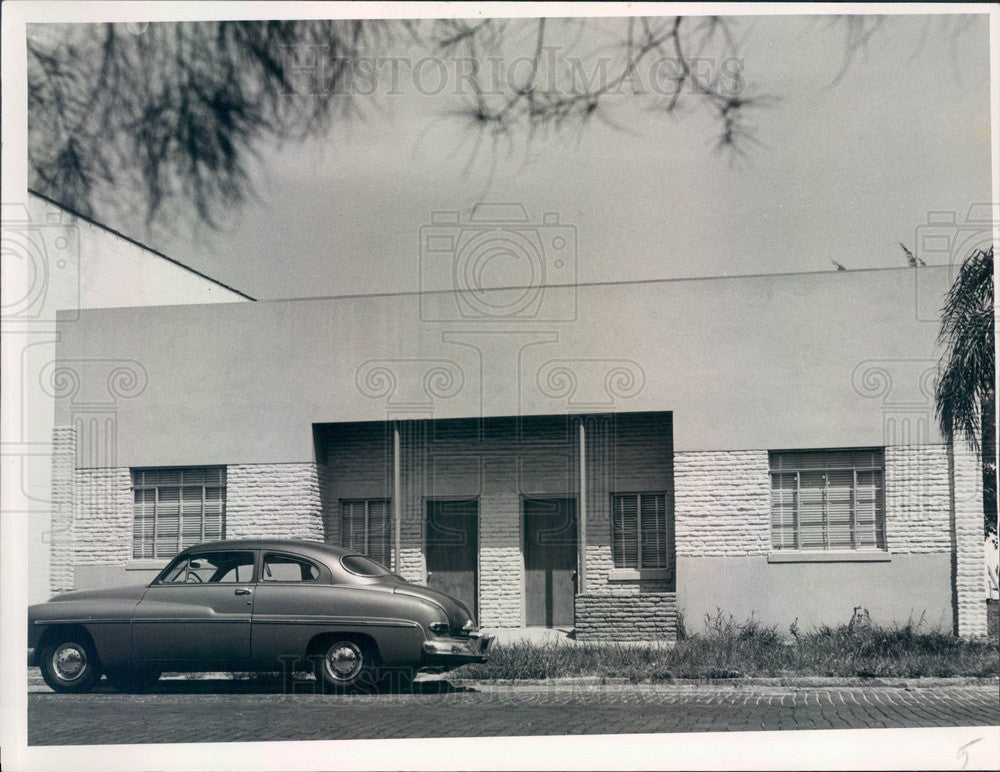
[455,609,999,681]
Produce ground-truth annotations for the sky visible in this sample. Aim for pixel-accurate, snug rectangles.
[66,14,996,300]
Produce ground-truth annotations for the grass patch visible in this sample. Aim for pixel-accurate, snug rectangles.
[456,610,999,682]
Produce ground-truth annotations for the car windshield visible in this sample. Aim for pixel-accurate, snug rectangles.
[340,553,394,577]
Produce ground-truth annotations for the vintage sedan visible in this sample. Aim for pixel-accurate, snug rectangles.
[28,539,493,693]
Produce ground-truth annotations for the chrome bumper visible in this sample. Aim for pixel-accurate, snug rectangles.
[421,633,494,666]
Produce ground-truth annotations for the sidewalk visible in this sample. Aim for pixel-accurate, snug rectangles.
[480,626,675,647]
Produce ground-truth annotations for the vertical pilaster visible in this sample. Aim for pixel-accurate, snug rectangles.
[50,426,77,592]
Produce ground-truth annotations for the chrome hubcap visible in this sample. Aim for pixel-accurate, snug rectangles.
[324,642,363,682]
[52,643,87,682]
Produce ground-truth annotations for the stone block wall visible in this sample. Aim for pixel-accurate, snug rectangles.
[395,417,579,627]
[226,463,323,541]
[886,443,985,636]
[674,450,771,557]
[473,459,524,627]
[952,444,987,637]
[74,467,134,562]
[885,445,951,552]
[575,593,678,641]
[50,426,77,592]
[50,422,133,591]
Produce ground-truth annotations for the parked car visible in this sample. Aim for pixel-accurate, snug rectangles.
[28,539,493,693]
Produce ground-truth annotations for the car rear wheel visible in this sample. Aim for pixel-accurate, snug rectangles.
[105,666,162,693]
[40,638,101,694]
[317,639,378,694]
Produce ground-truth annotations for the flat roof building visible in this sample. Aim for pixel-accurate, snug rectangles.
[48,265,988,638]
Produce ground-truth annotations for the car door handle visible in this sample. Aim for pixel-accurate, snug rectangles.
[235,588,252,596]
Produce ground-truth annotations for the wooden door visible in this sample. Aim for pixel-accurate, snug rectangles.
[524,498,577,627]
[425,499,478,618]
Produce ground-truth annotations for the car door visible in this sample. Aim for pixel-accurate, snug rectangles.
[132,549,257,670]
[250,551,329,671]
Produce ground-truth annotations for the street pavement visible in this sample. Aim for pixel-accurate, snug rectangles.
[27,676,1000,745]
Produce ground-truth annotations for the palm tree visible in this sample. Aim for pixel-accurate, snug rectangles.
[935,246,996,540]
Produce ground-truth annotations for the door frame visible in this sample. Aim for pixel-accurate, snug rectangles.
[423,495,481,620]
[520,495,579,628]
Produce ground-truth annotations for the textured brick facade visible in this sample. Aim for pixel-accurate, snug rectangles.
[50,426,77,592]
[885,445,951,552]
[226,463,323,541]
[674,450,771,557]
[51,426,134,592]
[952,444,987,637]
[575,593,678,641]
[74,467,134,563]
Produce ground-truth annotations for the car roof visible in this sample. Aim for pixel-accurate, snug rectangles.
[179,539,354,562]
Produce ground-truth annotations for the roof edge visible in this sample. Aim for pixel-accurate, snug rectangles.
[27,188,257,301]
[260,263,947,306]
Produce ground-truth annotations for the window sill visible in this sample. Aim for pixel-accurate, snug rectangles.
[767,551,891,564]
[608,568,672,581]
[126,561,167,571]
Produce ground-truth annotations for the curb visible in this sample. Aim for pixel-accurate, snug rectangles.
[446,675,1000,689]
[29,667,998,691]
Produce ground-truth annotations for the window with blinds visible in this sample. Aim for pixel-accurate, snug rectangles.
[611,492,669,569]
[770,449,885,551]
[132,467,226,559]
[341,499,391,568]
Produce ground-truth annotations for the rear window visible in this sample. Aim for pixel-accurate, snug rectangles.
[341,554,391,577]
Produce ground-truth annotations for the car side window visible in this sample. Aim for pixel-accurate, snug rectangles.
[160,551,255,584]
[262,554,320,582]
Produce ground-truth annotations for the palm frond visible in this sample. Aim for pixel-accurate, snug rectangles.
[934,246,994,456]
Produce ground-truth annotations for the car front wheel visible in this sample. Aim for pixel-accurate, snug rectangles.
[317,639,378,694]
[40,638,101,694]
